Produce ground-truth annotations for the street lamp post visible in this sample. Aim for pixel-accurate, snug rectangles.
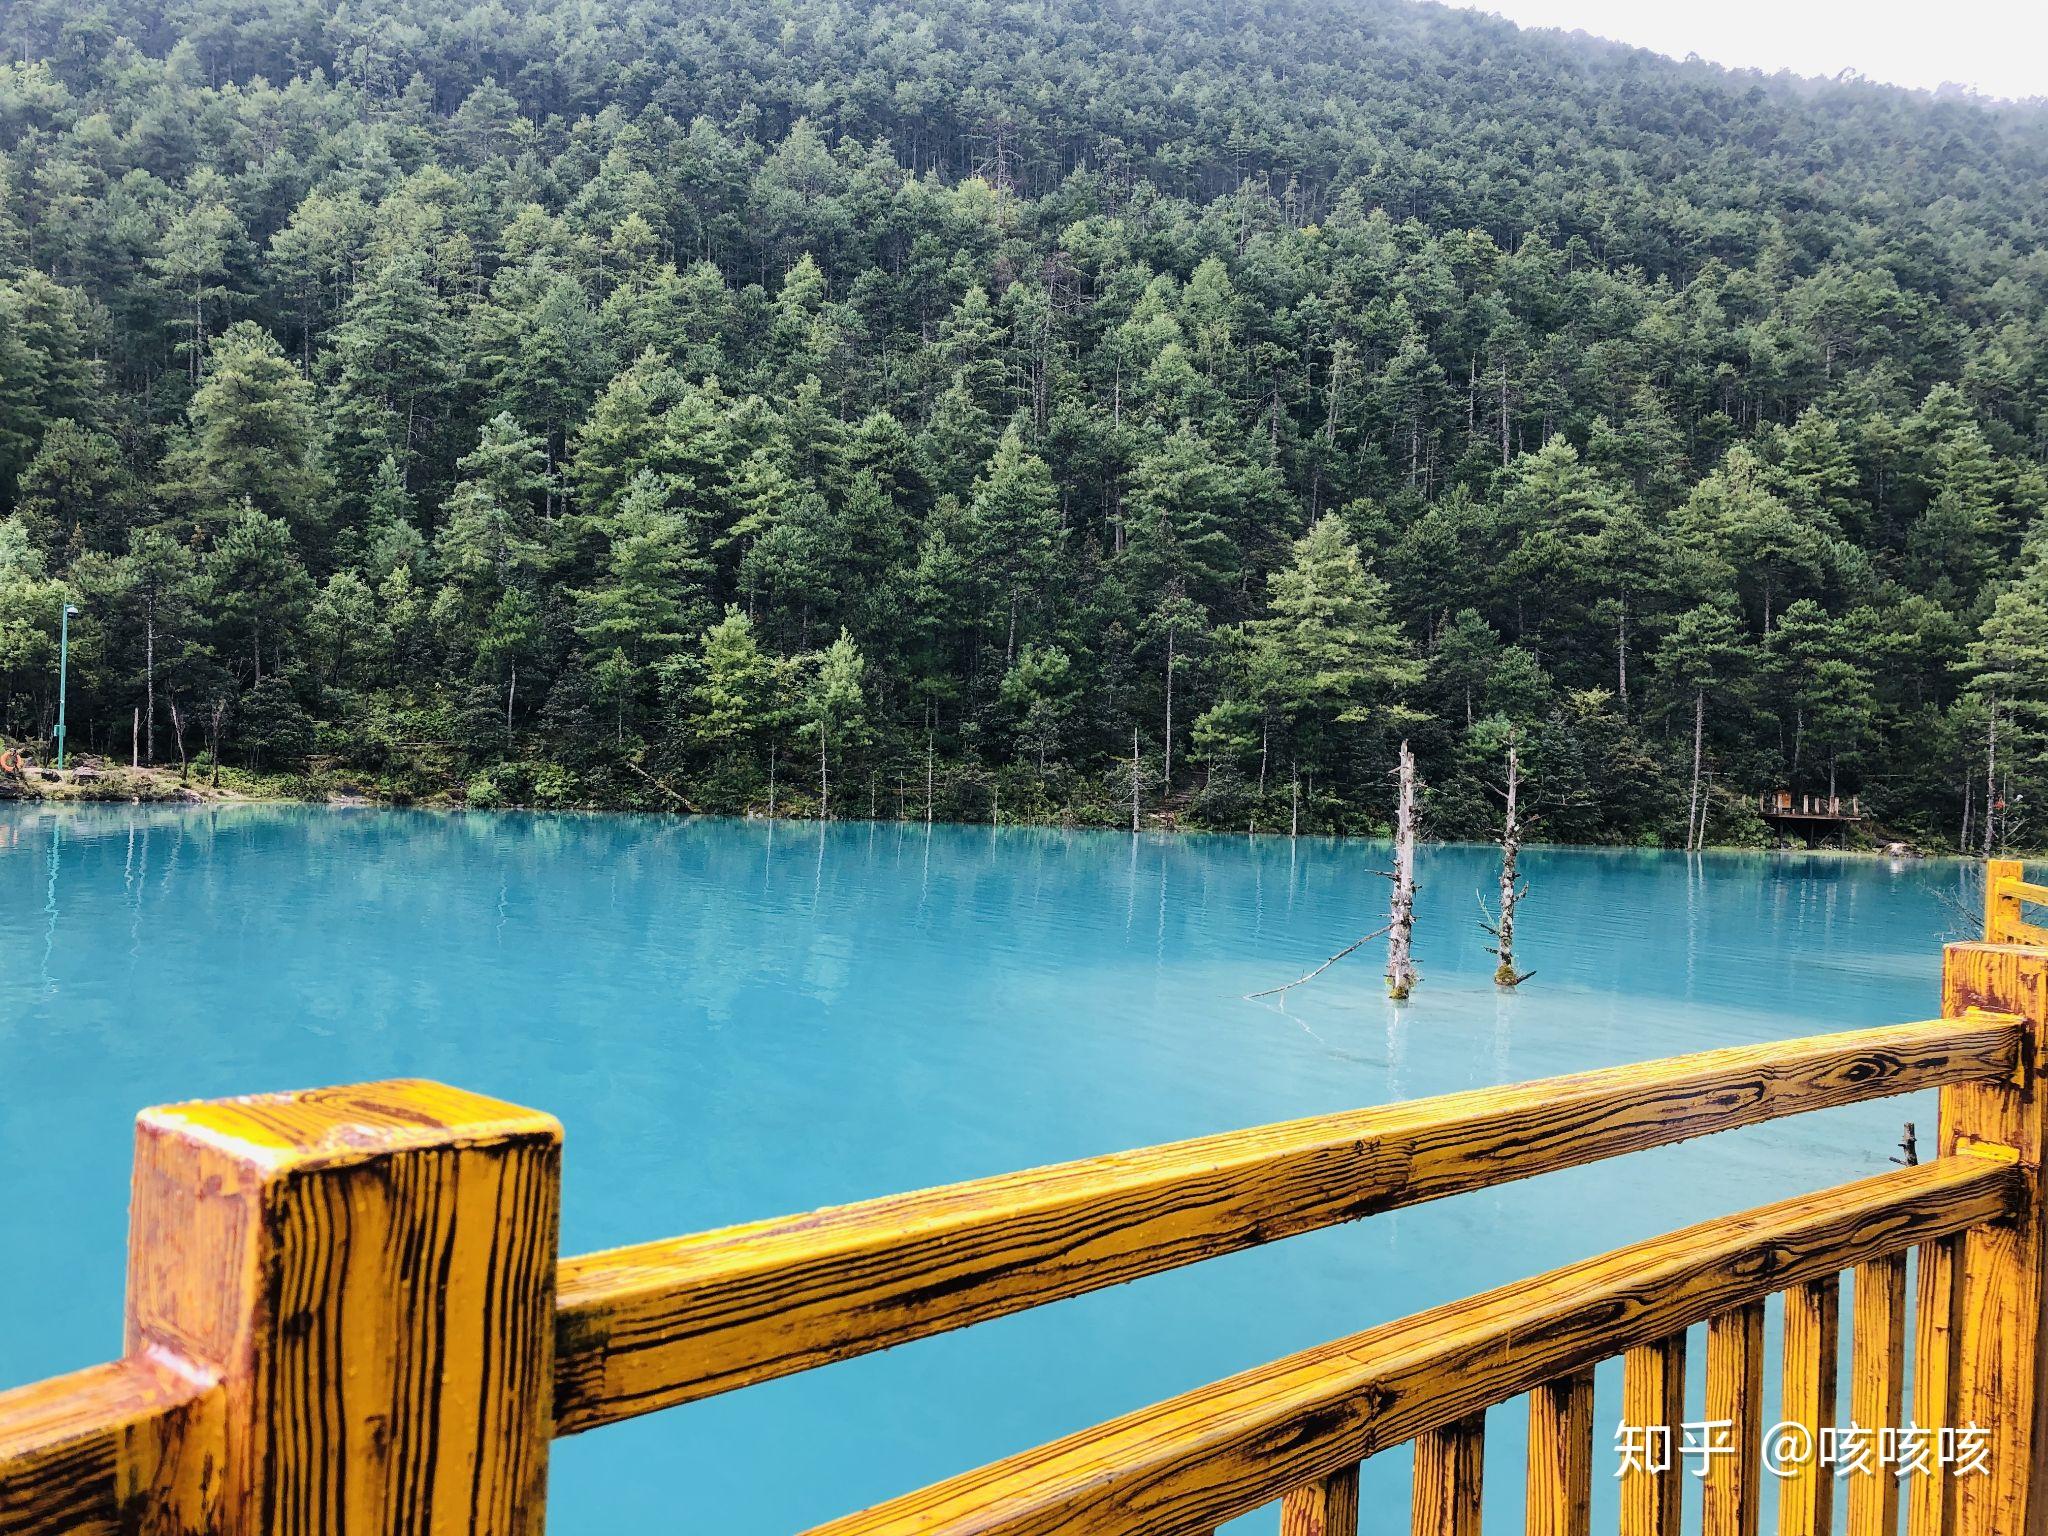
[56,601,78,769]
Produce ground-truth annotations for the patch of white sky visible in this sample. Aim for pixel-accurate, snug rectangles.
[1442,0,2047,103]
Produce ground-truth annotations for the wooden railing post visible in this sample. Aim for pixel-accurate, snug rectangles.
[1984,858,2025,945]
[1942,941,2048,1536]
[123,1079,562,1536]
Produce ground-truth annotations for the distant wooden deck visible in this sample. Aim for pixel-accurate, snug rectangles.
[1759,790,1863,833]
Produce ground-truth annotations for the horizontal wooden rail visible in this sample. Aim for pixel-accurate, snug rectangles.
[552,1014,2017,1432]
[1988,859,2048,946]
[800,1156,2022,1536]
[0,1356,220,1535]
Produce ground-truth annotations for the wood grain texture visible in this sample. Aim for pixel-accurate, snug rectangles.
[1848,1254,1906,1536]
[1411,1414,1483,1536]
[1779,1277,1841,1536]
[1279,1463,1359,1536]
[1524,1373,1592,1536]
[1909,1236,1964,1536]
[1704,1304,1765,1536]
[801,1159,2015,1536]
[1983,861,2048,946]
[555,1017,2016,1431]
[126,1079,562,1536]
[1943,943,2048,1536]
[0,1357,222,1536]
[1622,1337,1685,1536]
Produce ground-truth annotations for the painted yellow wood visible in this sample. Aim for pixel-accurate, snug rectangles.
[1280,1463,1359,1536]
[555,1016,2015,1430]
[1983,860,2040,944]
[1778,1277,1841,1536]
[1622,1337,1685,1536]
[126,1079,562,1536]
[801,1159,2013,1536]
[1848,1253,1907,1536]
[1982,861,2048,946]
[1524,1372,1592,1536]
[0,1357,222,1536]
[1704,1303,1765,1536]
[1942,942,2048,1536]
[1908,1235,1964,1536]
[1412,1414,1484,1536]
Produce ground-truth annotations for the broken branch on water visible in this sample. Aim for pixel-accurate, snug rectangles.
[1246,924,1393,999]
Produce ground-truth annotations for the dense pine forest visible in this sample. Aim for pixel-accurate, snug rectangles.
[2,0,2046,844]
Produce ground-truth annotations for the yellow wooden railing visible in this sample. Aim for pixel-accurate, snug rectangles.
[4,859,2048,1535]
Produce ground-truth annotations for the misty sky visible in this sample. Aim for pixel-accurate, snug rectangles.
[1451,0,2046,102]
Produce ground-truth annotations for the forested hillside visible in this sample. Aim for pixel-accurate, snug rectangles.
[2,0,2046,843]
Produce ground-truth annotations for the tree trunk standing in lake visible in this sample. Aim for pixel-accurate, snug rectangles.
[1485,740,1530,987]
[1386,740,1419,1001]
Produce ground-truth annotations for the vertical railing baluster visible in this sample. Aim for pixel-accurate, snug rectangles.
[1849,1253,1907,1536]
[1623,1335,1686,1535]
[1780,1276,1842,1536]
[1909,1234,1964,1536]
[1281,1464,1361,1536]
[1413,1412,1486,1536]
[1526,1372,1593,1536]
[1983,858,2024,945]
[1706,1302,1766,1536]
[1943,938,2048,1536]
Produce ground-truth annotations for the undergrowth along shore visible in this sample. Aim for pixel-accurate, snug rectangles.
[2,749,1943,854]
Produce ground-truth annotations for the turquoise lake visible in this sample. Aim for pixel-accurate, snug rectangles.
[0,805,1984,1531]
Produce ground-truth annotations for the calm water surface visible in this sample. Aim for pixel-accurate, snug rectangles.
[0,806,1982,1531]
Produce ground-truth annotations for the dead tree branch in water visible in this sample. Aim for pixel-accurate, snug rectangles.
[1246,924,1393,999]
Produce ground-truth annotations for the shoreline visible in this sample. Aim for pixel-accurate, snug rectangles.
[0,775,1989,858]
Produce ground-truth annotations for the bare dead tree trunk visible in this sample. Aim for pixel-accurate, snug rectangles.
[144,610,156,764]
[167,699,188,780]
[1985,693,1998,859]
[1485,740,1530,987]
[925,725,934,825]
[1386,739,1420,1001]
[819,729,829,820]
[1162,626,1175,794]
[1290,762,1300,839]
[1616,594,1627,710]
[768,746,778,820]
[1687,688,1705,851]
[1131,726,1140,833]
[131,707,139,769]
[207,696,228,789]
